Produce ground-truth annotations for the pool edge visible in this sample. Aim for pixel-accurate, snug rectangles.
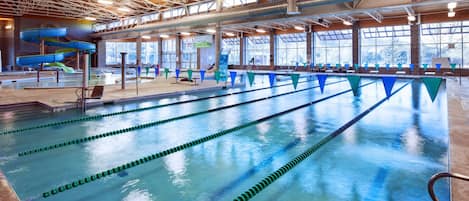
[0,170,20,201]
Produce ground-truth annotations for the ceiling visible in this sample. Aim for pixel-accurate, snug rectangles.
[0,0,204,22]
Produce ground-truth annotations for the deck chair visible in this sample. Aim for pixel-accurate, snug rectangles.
[86,85,104,100]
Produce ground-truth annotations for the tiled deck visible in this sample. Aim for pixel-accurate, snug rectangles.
[446,77,469,201]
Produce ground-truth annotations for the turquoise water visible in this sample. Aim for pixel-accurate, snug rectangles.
[0,75,449,201]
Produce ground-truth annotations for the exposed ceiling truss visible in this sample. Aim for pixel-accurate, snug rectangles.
[0,0,206,22]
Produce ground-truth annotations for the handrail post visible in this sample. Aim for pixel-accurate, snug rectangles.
[428,172,469,201]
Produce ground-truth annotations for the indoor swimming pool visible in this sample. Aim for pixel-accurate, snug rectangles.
[0,75,449,201]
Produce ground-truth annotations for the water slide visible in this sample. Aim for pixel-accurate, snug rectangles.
[16,28,96,73]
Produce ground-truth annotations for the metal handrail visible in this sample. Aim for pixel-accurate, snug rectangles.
[428,172,469,201]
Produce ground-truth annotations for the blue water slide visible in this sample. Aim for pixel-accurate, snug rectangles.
[16,28,96,66]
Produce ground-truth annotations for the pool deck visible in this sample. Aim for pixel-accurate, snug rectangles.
[446,77,469,201]
[0,78,223,111]
[0,170,19,201]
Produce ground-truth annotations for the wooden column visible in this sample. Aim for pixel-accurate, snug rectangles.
[239,33,245,66]
[158,37,163,68]
[269,29,275,70]
[176,35,181,69]
[136,37,142,67]
[352,21,360,66]
[306,26,312,65]
[214,22,222,70]
[411,23,420,73]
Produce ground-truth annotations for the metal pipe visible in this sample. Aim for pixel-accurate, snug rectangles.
[428,172,469,201]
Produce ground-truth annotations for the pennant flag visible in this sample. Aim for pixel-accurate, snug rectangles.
[354,64,359,70]
[200,70,206,82]
[291,74,300,90]
[345,64,350,69]
[164,68,169,79]
[268,73,276,87]
[154,66,159,77]
[436,63,441,72]
[409,64,415,72]
[230,71,237,87]
[422,77,442,102]
[347,75,361,96]
[385,64,390,71]
[175,68,180,79]
[215,71,220,84]
[375,64,379,71]
[310,63,314,70]
[145,67,150,76]
[326,64,331,69]
[364,64,368,71]
[295,62,299,69]
[336,64,341,69]
[187,69,193,80]
[303,62,307,68]
[382,76,397,98]
[318,63,323,69]
[450,63,457,72]
[247,72,255,87]
[397,63,403,71]
[423,64,428,71]
[316,74,328,94]
[137,66,141,77]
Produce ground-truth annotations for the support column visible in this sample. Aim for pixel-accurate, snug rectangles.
[120,52,127,89]
[269,29,275,70]
[197,48,201,70]
[214,22,222,70]
[306,27,312,66]
[158,37,163,68]
[176,35,181,69]
[352,21,360,66]
[411,23,420,74]
[239,33,244,67]
[81,53,90,112]
[136,36,142,67]
[97,40,106,68]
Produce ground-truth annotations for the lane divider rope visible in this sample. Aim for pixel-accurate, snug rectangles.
[40,81,376,198]
[232,82,411,201]
[18,80,346,157]
[1,78,316,135]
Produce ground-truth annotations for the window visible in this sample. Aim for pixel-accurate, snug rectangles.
[223,0,257,8]
[105,42,137,65]
[141,13,159,24]
[163,8,186,19]
[314,29,352,65]
[162,39,177,69]
[361,25,410,66]
[141,42,158,65]
[275,33,306,66]
[189,2,216,15]
[421,21,469,67]
[245,35,270,65]
[92,23,106,32]
[222,38,240,65]
[181,37,197,69]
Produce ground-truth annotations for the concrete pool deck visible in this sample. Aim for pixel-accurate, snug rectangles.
[446,77,469,201]
[0,77,224,111]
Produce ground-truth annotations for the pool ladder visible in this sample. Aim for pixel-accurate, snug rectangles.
[428,172,469,201]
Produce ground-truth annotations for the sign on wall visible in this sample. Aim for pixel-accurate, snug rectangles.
[194,35,213,48]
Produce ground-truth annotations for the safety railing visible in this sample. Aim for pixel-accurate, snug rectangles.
[428,172,469,201]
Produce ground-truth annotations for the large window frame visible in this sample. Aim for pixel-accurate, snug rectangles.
[105,42,137,65]
[420,21,469,68]
[162,39,177,69]
[245,35,270,66]
[275,33,307,66]
[360,25,411,67]
[314,29,352,65]
[141,41,158,66]
[181,37,197,69]
[222,38,241,65]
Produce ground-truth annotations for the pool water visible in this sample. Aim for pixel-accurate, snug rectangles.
[0,75,449,201]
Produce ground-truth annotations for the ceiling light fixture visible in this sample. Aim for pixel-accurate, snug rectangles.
[294,25,305,31]
[142,35,151,39]
[448,10,456,17]
[225,32,235,36]
[206,29,216,33]
[343,20,353,26]
[85,17,96,21]
[448,2,457,9]
[180,32,191,36]
[256,28,266,33]
[97,0,113,5]
[160,34,169,38]
[5,25,12,29]
[117,7,131,12]
[407,15,416,21]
